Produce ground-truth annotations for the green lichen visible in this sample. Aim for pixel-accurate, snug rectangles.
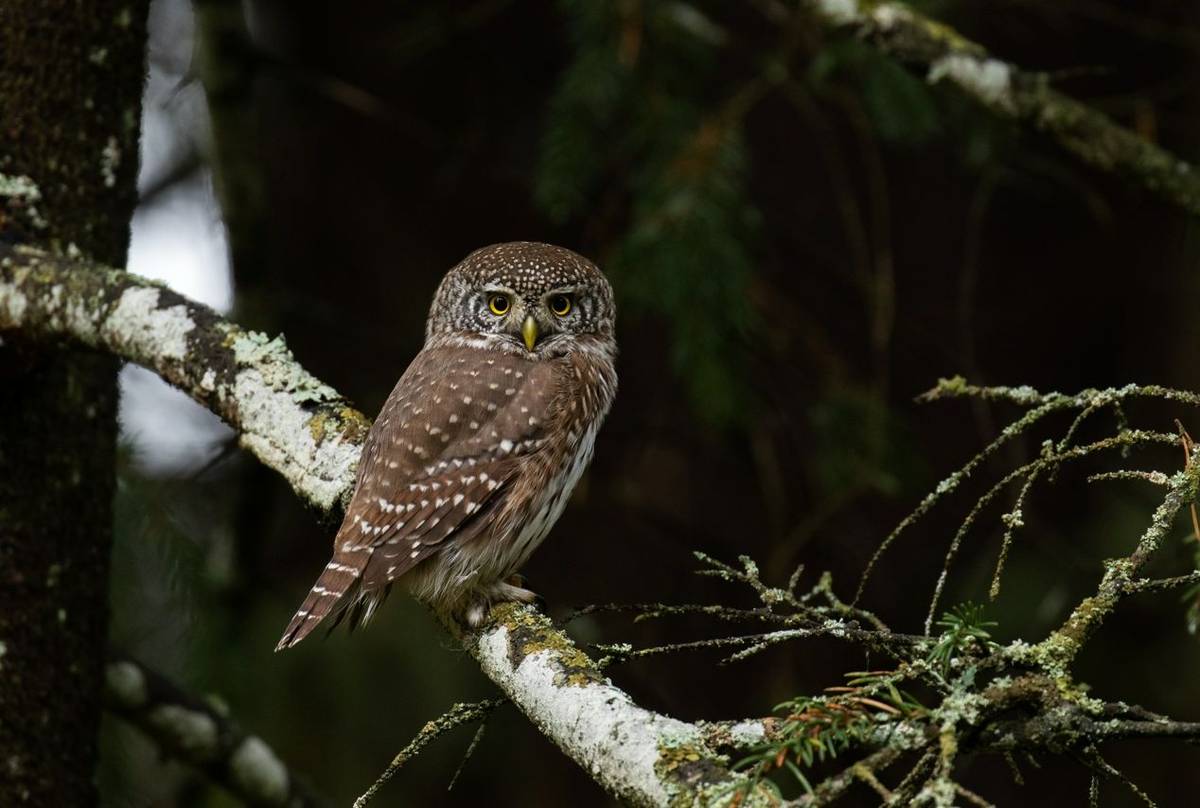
[307,405,371,445]
[490,602,601,687]
[0,172,48,229]
[226,328,340,403]
[656,731,766,808]
[933,374,968,396]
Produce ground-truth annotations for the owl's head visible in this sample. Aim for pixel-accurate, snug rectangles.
[426,242,615,355]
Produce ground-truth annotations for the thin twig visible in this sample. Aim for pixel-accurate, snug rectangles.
[1084,746,1158,807]
[353,699,504,808]
[446,720,489,792]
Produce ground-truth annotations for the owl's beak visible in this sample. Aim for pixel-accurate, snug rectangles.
[521,315,539,351]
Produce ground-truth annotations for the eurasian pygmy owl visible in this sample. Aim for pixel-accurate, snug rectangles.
[277,242,617,648]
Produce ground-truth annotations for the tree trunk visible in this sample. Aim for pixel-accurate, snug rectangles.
[0,2,148,803]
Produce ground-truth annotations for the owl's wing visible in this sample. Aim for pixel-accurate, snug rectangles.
[276,343,557,649]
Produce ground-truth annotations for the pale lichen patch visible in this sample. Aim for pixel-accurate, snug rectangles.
[230,330,340,404]
[148,705,219,760]
[230,736,289,804]
[0,172,48,229]
[727,719,766,748]
[0,284,28,328]
[234,367,360,512]
[102,287,194,361]
[928,54,1015,113]
[100,136,121,188]
[815,0,859,25]
[105,660,148,709]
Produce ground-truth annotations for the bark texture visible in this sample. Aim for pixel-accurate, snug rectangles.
[0,2,149,803]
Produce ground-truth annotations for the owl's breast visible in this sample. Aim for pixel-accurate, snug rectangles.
[499,349,616,567]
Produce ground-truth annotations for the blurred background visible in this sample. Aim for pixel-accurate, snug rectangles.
[101,1,1200,805]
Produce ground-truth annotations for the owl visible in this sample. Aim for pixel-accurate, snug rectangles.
[277,242,617,649]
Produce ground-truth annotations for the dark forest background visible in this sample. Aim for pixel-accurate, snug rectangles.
[101,1,1200,805]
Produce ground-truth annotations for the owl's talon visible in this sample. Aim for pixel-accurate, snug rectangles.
[502,575,544,609]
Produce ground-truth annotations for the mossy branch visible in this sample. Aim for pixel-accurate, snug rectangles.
[771,1,1200,217]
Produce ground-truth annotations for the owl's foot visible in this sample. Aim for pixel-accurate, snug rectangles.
[462,578,544,626]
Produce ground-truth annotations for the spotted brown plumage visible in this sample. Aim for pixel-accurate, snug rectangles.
[277,242,617,649]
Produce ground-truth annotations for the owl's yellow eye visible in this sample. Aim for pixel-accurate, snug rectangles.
[487,293,510,316]
[549,294,572,317]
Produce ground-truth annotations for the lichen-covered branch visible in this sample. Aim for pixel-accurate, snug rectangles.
[104,654,330,807]
[10,244,1199,806]
[0,243,369,516]
[787,0,1200,217]
[0,244,767,807]
[1035,464,1200,669]
[456,604,766,806]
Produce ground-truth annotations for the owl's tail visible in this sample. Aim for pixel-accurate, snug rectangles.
[275,550,369,651]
